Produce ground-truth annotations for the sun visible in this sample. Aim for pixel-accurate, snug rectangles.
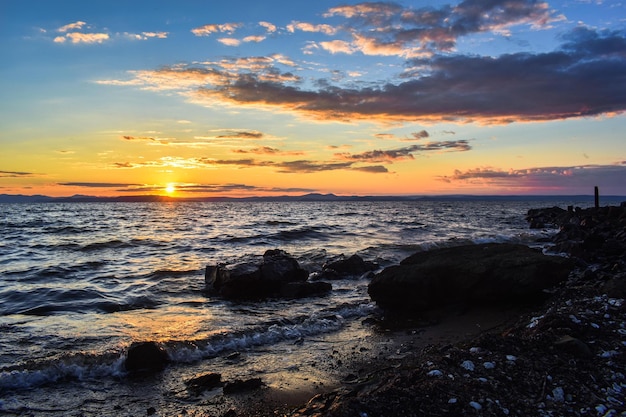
[165,183,176,194]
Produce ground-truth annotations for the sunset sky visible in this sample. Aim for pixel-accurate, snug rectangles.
[1,0,625,197]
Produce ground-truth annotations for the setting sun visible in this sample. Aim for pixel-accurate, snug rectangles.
[165,184,176,194]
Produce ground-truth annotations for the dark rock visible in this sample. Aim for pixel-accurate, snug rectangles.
[603,273,626,298]
[279,281,332,298]
[125,341,168,373]
[368,243,574,313]
[185,372,223,393]
[260,249,308,283]
[205,249,314,300]
[554,335,592,358]
[147,407,157,416]
[530,204,626,263]
[222,378,264,394]
[321,254,377,278]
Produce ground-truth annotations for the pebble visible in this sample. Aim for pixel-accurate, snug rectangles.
[461,360,475,371]
[469,401,482,410]
[505,355,517,362]
[483,361,496,369]
[427,370,443,377]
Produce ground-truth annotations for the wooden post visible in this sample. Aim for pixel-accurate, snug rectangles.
[594,186,599,209]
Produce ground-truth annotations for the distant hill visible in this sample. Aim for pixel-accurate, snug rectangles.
[1,193,624,204]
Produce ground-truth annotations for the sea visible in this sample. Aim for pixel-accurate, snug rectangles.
[0,198,619,415]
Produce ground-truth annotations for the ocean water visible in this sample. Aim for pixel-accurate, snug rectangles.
[0,199,605,414]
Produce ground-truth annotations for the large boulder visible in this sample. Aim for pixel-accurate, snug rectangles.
[368,243,574,314]
[205,249,331,300]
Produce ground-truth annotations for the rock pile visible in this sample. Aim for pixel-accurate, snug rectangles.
[527,203,626,263]
[205,249,332,300]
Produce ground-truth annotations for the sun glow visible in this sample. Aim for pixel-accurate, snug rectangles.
[165,183,176,194]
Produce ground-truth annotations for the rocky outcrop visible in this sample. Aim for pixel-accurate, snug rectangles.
[205,249,331,300]
[124,341,169,373]
[527,203,626,263]
[368,243,574,314]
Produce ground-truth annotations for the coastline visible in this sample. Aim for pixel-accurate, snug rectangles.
[228,203,626,417]
[2,201,624,416]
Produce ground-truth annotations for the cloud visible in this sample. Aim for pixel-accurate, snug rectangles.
[192,23,242,36]
[58,182,142,188]
[412,130,430,139]
[111,154,389,175]
[57,21,87,32]
[243,35,266,43]
[0,170,35,177]
[121,135,171,144]
[322,0,564,57]
[287,21,337,35]
[214,130,264,139]
[335,140,471,162]
[99,19,626,124]
[116,183,317,194]
[142,31,168,39]
[374,131,430,141]
[218,38,241,46]
[319,40,355,54]
[438,162,626,192]
[55,32,110,44]
[196,27,626,123]
[233,146,305,156]
[259,21,277,33]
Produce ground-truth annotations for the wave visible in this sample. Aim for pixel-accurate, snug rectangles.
[0,301,374,392]
[225,226,331,245]
[0,287,160,316]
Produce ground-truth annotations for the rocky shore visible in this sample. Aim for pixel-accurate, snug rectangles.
[121,203,625,417]
[235,203,626,417]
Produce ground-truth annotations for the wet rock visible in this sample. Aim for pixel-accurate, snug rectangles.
[205,249,329,300]
[260,249,308,282]
[125,341,168,373]
[279,281,332,298]
[185,372,222,393]
[320,254,378,279]
[222,378,264,394]
[368,243,574,313]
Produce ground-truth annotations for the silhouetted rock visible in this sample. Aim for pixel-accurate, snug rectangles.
[124,341,168,373]
[320,254,378,279]
[527,204,626,263]
[368,243,574,313]
[222,378,264,394]
[205,249,331,300]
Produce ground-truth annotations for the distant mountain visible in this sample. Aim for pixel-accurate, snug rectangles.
[1,193,624,204]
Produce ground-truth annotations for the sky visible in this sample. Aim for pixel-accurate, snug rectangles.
[1,0,625,197]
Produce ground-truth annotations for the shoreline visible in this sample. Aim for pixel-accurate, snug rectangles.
[232,203,626,417]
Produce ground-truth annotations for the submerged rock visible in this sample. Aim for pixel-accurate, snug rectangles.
[124,341,169,373]
[205,249,331,300]
[368,243,574,313]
